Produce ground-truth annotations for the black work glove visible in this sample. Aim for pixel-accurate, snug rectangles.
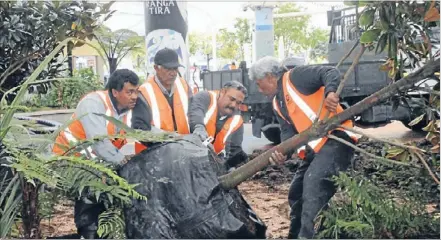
[193,124,208,142]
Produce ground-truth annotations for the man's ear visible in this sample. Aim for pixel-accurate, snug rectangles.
[111,88,118,97]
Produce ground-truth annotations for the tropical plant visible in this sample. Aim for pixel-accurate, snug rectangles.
[94,26,144,74]
[0,1,114,103]
[0,38,176,238]
[26,68,103,109]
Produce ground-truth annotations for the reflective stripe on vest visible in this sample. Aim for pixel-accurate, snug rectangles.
[204,91,244,154]
[52,91,131,157]
[279,71,358,159]
[272,97,288,123]
[139,75,190,134]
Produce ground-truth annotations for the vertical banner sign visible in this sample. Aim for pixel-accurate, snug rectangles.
[144,0,189,79]
[254,7,275,61]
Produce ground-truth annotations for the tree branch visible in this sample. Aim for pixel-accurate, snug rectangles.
[323,44,367,120]
[315,40,361,123]
[218,58,439,190]
[412,150,440,184]
[339,125,425,152]
[327,134,415,167]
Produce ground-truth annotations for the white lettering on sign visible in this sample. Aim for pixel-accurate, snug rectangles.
[148,0,175,15]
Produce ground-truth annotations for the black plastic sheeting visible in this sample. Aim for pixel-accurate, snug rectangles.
[120,134,267,239]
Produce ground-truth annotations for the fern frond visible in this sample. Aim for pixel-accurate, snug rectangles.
[48,156,147,202]
[6,148,60,188]
[97,208,126,239]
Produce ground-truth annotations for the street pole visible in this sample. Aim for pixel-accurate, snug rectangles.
[244,4,277,61]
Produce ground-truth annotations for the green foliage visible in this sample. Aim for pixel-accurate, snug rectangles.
[357,1,440,78]
[188,32,213,56]
[0,38,150,238]
[217,29,239,60]
[26,68,103,109]
[274,3,328,58]
[234,18,252,60]
[317,137,440,239]
[0,173,22,238]
[94,26,144,74]
[318,172,439,239]
[0,1,114,102]
[97,208,126,239]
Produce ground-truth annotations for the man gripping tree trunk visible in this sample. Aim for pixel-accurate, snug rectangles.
[188,81,249,170]
[248,56,359,239]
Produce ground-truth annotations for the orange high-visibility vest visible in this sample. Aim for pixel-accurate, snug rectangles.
[204,91,244,154]
[273,71,358,159]
[52,91,135,157]
[139,75,190,134]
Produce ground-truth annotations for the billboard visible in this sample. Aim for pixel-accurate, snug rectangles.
[144,0,189,79]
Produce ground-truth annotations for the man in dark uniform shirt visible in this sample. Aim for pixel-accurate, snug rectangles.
[188,81,249,169]
[248,56,357,239]
[131,48,193,137]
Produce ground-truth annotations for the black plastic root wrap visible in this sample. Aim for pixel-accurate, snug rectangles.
[119,134,267,239]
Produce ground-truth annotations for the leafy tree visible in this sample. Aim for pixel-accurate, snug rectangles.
[188,32,212,56]
[233,18,252,60]
[274,3,329,58]
[217,29,239,60]
[0,1,114,103]
[94,26,144,74]
[274,3,310,56]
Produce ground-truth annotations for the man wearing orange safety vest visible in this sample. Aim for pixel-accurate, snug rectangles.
[188,81,248,170]
[249,56,358,239]
[52,69,140,239]
[131,48,192,150]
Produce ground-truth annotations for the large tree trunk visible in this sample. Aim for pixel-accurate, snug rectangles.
[21,180,41,239]
[219,58,440,190]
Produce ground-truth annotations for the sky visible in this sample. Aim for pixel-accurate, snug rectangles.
[104,1,347,36]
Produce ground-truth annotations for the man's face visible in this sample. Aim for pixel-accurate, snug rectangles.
[154,65,178,88]
[218,88,245,116]
[256,74,278,97]
[112,82,139,110]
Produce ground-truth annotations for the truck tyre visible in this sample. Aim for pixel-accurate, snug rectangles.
[262,127,281,144]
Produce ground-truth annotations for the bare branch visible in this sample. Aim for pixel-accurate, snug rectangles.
[339,125,426,152]
[323,44,367,120]
[412,150,440,184]
[327,134,416,167]
[315,40,361,124]
[336,40,360,69]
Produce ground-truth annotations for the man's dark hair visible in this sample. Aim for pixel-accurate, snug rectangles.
[106,69,139,91]
[222,80,247,96]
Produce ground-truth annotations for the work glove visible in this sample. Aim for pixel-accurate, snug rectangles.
[193,124,209,142]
